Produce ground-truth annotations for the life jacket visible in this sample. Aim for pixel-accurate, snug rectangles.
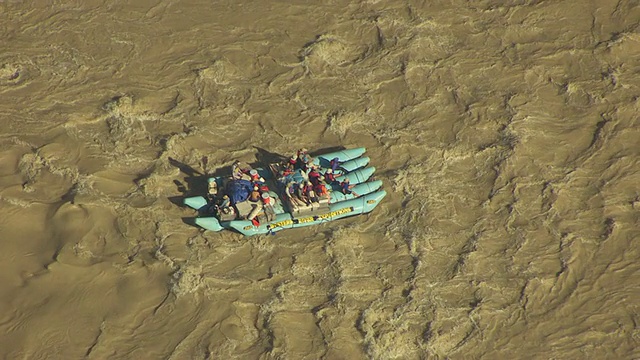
[309,170,320,184]
[314,183,327,196]
[340,181,351,193]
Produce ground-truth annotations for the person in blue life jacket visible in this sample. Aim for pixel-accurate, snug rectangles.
[340,177,358,197]
[329,157,340,173]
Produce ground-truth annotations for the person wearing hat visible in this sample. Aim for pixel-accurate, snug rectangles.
[340,177,358,196]
[305,180,318,203]
[249,169,260,182]
[329,157,340,173]
[249,185,261,202]
[288,155,297,168]
[286,181,303,206]
[295,182,309,205]
[261,192,276,222]
[219,194,231,214]
[301,153,313,172]
[324,168,337,184]
[231,160,244,179]
[314,178,328,197]
[308,166,321,185]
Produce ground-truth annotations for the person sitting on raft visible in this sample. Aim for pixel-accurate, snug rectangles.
[324,168,338,184]
[295,183,309,205]
[249,185,261,202]
[261,192,276,222]
[314,179,329,198]
[304,181,318,203]
[308,166,321,185]
[340,177,358,197]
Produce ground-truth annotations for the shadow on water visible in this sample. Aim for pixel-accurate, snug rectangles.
[311,145,346,156]
[181,217,198,227]
[250,146,289,169]
[169,157,232,196]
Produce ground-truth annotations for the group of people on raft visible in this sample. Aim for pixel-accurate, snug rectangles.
[206,148,358,225]
[206,160,276,224]
[279,148,357,207]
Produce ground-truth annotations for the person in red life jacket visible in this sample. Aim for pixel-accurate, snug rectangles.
[340,177,358,197]
[288,155,297,168]
[282,163,294,176]
[308,166,321,185]
[249,169,260,182]
[324,168,338,184]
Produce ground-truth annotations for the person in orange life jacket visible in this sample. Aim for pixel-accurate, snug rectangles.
[340,177,358,196]
[249,185,261,202]
[308,166,321,185]
[281,164,294,177]
[314,179,328,197]
[305,181,318,203]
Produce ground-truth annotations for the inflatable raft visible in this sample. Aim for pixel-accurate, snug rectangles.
[183,147,386,236]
